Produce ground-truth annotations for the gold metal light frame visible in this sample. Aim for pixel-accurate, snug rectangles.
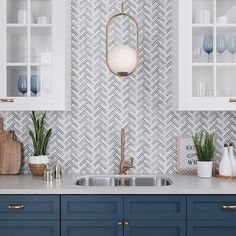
[106,0,139,77]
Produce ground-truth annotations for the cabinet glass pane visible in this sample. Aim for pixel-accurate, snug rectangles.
[7,0,28,24]
[216,0,236,24]
[31,0,51,24]
[216,66,236,96]
[7,27,27,63]
[193,27,214,63]
[192,66,214,97]
[31,66,52,97]
[31,27,51,63]
[217,27,236,63]
[7,66,27,97]
[192,0,214,24]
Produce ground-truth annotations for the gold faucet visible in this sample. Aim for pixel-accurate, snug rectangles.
[119,128,135,175]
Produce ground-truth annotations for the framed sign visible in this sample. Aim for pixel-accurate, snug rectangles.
[176,135,197,174]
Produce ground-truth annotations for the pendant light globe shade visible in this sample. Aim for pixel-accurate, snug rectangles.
[108,45,137,77]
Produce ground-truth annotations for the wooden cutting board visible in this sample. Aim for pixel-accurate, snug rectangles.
[0,139,22,174]
[0,118,14,142]
[0,118,22,175]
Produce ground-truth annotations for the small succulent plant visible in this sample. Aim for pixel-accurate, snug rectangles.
[192,132,215,162]
[29,111,52,156]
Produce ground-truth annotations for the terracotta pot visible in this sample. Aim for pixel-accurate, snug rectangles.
[29,156,49,176]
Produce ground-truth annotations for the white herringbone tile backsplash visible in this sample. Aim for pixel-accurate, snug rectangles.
[0,0,235,174]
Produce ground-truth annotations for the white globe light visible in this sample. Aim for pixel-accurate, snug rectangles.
[108,45,137,76]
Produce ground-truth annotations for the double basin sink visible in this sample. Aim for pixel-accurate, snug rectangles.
[76,176,173,187]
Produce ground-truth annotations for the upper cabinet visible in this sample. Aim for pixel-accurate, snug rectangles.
[0,0,70,111]
[173,0,236,111]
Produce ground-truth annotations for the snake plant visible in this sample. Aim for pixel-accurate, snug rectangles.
[29,111,52,156]
[192,132,215,162]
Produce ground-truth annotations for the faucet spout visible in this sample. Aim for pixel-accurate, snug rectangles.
[119,128,135,175]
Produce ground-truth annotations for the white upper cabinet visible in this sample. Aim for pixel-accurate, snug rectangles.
[173,0,236,111]
[0,0,70,111]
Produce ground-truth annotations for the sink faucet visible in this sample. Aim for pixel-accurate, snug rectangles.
[119,128,135,175]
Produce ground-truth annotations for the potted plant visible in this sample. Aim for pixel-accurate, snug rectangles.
[192,132,215,178]
[29,111,52,176]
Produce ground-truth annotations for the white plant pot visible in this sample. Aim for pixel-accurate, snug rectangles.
[29,155,49,164]
[197,161,213,178]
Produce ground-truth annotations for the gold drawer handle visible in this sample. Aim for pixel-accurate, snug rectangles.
[0,98,14,103]
[222,205,236,210]
[8,204,24,210]
[124,221,129,227]
[229,98,236,103]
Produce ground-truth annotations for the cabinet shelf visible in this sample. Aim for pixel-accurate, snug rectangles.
[6,63,27,67]
[192,63,214,66]
[6,24,27,28]
[192,24,214,27]
[31,24,52,28]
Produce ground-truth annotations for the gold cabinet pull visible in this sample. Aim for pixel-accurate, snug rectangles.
[117,222,123,226]
[0,98,14,103]
[8,204,24,210]
[124,221,129,227]
[222,205,236,210]
[229,98,236,103]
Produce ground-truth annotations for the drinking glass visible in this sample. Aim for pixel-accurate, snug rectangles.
[193,48,202,63]
[196,81,207,97]
[18,75,27,96]
[31,75,40,96]
[217,35,226,62]
[227,35,236,62]
[203,35,213,62]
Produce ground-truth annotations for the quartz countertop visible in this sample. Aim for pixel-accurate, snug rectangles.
[0,174,236,195]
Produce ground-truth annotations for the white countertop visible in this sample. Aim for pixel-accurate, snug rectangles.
[0,174,236,195]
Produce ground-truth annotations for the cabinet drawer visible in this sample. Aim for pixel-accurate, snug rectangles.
[61,221,123,236]
[124,195,186,220]
[0,195,60,220]
[0,221,59,236]
[188,195,236,220]
[61,195,123,220]
[187,220,236,236]
[125,221,186,236]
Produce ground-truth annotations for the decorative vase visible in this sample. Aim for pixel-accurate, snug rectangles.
[197,161,213,178]
[29,155,49,176]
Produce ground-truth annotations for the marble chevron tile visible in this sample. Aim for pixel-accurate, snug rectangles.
[0,0,236,174]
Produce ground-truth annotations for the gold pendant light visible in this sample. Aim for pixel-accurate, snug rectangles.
[106,0,139,77]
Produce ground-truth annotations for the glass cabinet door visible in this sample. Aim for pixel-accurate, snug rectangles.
[192,0,236,99]
[5,0,52,99]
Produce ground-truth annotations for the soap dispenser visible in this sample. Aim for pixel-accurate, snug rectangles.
[219,144,232,176]
[229,143,236,176]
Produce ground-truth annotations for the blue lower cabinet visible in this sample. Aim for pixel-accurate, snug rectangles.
[0,221,59,236]
[187,195,236,220]
[61,195,123,220]
[124,195,186,220]
[61,221,123,236]
[124,221,186,236]
[187,220,236,236]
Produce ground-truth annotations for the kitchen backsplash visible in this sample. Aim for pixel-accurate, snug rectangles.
[0,0,235,174]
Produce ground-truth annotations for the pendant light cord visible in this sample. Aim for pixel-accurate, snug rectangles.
[121,0,124,13]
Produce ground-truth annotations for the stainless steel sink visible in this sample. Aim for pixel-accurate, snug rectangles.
[76,176,173,187]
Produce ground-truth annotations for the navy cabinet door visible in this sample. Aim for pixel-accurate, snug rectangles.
[0,221,59,236]
[124,195,186,220]
[124,221,186,236]
[188,220,236,236]
[188,195,236,220]
[0,195,60,220]
[61,195,123,220]
[61,221,123,236]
